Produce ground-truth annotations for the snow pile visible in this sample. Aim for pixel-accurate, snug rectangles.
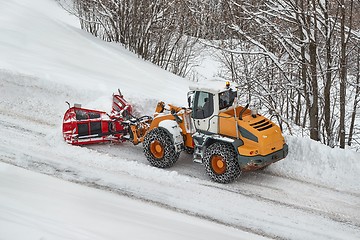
[270,136,360,193]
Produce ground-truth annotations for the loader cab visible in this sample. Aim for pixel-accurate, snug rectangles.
[190,82,238,134]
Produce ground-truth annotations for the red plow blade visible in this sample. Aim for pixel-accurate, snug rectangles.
[62,90,132,145]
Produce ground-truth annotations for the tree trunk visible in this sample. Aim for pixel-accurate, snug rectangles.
[307,0,319,141]
[309,40,319,141]
[339,0,347,148]
[323,0,333,146]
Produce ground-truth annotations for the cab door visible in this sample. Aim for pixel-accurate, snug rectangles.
[192,91,218,133]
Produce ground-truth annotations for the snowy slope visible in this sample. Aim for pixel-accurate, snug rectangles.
[0,0,360,239]
[0,0,189,109]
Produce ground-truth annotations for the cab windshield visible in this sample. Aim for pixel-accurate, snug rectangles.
[219,89,237,110]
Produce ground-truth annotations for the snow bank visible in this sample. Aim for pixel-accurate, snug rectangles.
[270,136,360,193]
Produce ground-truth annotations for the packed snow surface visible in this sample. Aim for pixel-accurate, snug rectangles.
[0,0,360,239]
[0,162,255,240]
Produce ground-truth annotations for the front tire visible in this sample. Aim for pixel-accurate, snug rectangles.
[203,142,241,183]
[143,128,180,168]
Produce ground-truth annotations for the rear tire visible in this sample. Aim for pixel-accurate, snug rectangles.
[203,142,241,183]
[143,128,180,168]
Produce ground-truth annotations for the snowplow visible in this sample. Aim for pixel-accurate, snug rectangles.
[63,83,288,183]
[63,90,151,145]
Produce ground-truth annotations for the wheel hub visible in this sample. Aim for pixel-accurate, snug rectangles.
[216,160,224,169]
[211,155,226,175]
[150,140,164,159]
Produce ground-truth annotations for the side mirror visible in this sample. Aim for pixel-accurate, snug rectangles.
[187,91,195,108]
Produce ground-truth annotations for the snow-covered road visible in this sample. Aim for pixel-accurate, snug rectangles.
[0,162,257,240]
[1,0,360,239]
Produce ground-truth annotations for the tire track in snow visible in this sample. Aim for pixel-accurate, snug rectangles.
[200,182,360,229]
[0,119,47,137]
[88,143,360,229]
[259,170,360,198]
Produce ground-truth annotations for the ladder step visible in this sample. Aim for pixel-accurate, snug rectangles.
[193,158,203,164]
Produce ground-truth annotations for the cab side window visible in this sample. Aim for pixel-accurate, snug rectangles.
[193,91,214,119]
[219,89,237,110]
